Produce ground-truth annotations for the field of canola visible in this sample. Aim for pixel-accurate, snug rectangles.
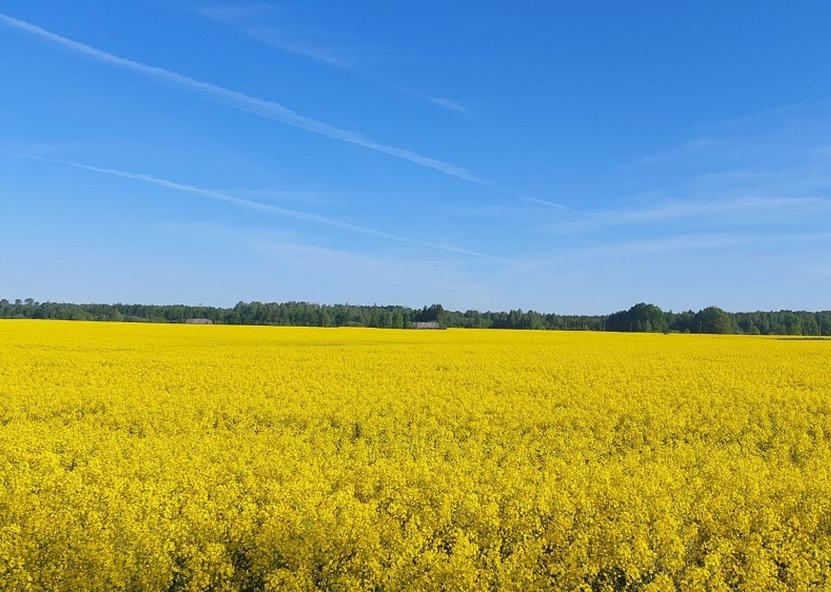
[1,320,831,591]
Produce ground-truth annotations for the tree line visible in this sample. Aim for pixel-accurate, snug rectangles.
[1,298,829,336]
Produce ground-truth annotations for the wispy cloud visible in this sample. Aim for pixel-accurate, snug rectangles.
[629,99,831,173]
[420,95,469,116]
[198,5,354,66]
[521,196,568,210]
[632,136,722,167]
[220,188,341,207]
[0,13,484,183]
[442,196,571,220]
[514,230,831,272]
[555,196,830,234]
[513,233,749,272]
[159,221,505,309]
[197,5,470,115]
[28,155,499,260]
[161,221,391,270]
[396,87,470,116]
[197,4,276,21]
[246,28,352,67]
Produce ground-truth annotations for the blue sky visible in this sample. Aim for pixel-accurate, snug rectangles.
[1,1,830,313]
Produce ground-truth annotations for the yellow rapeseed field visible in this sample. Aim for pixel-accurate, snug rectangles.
[1,320,830,591]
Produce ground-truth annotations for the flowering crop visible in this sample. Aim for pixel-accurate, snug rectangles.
[1,320,830,591]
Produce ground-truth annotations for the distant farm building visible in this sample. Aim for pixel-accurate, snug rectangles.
[411,321,442,329]
[185,318,213,325]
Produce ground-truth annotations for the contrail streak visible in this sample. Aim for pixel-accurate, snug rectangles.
[0,13,486,184]
[28,156,499,260]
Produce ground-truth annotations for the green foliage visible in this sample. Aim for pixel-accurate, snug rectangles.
[1,298,828,336]
[606,303,668,332]
[693,306,734,334]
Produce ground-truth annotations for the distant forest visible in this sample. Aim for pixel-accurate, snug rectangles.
[2,299,830,336]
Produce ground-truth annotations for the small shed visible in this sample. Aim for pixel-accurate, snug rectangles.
[185,318,213,325]
[411,321,441,329]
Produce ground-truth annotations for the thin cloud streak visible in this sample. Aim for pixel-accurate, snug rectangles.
[556,196,830,233]
[398,88,470,116]
[28,156,499,260]
[198,6,356,68]
[197,4,276,21]
[160,222,504,309]
[161,221,396,270]
[198,6,471,116]
[0,13,484,183]
[514,231,831,272]
[247,30,350,67]
[421,96,469,116]
[521,196,568,210]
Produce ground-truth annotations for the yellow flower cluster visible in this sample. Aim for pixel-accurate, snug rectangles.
[1,320,830,591]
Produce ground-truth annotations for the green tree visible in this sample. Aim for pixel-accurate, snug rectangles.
[319,309,332,327]
[693,307,733,334]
